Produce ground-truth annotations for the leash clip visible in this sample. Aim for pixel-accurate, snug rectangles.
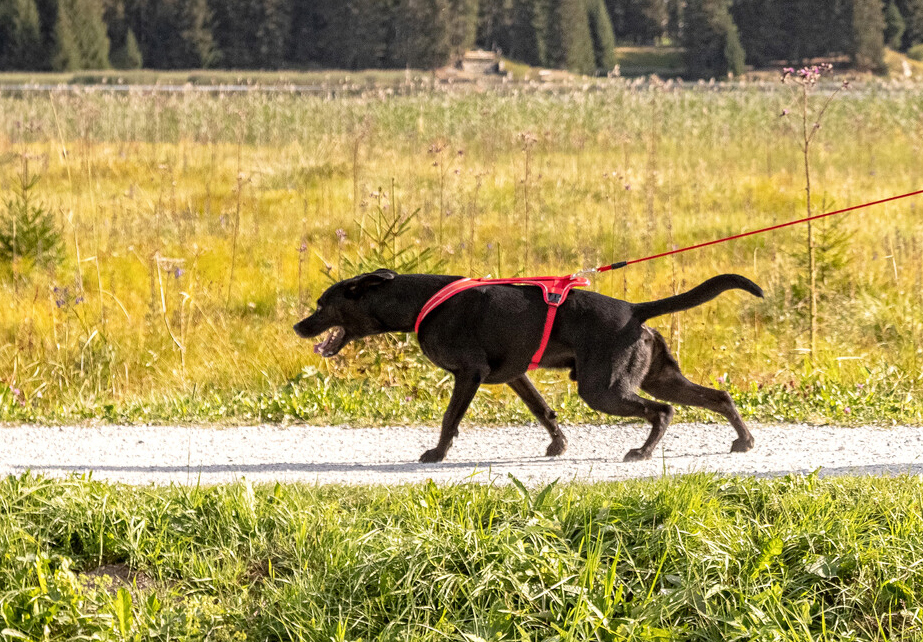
[570,267,597,280]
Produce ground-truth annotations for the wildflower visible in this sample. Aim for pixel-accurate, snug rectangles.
[53,286,68,308]
[335,228,347,242]
[9,387,24,407]
[780,108,790,117]
[53,285,83,308]
[173,267,185,279]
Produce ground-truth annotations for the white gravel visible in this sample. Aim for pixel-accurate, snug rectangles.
[3,423,923,486]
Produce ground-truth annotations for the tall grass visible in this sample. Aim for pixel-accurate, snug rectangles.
[1,473,922,640]
[1,79,922,423]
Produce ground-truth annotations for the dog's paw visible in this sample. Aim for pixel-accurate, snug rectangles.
[730,437,755,453]
[546,437,568,457]
[419,449,446,464]
[622,448,651,462]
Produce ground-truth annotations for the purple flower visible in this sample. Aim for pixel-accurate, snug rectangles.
[53,285,84,308]
[173,268,185,279]
[53,286,68,308]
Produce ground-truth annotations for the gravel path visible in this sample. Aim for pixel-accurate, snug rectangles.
[3,423,923,486]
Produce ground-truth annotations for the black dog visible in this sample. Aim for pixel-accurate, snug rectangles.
[294,269,762,463]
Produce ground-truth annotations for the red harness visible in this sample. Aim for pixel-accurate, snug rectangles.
[414,275,590,371]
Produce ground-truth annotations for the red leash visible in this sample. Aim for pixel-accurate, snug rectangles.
[590,188,923,275]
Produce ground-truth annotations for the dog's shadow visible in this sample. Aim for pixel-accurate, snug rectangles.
[10,458,923,481]
[9,457,560,477]
[9,448,740,478]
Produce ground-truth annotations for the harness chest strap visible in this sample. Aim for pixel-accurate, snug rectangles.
[414,276,590,371]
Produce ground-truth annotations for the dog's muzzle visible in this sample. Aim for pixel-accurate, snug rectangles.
[313,326,346,357]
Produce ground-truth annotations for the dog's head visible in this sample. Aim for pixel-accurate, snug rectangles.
[293,269,397,357]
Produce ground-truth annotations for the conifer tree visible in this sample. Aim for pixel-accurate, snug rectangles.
[448,0,480,57]
[52,0,110,69]
[0,0,43,69]
[605,0,668,44]
[731,0,787,66]
[896,0,923,47]
[586,0,616,72]
[850,0,885,69]
[51,2,80,70]
[476,0,514,54]
[255,0,291,66]
[111,27,142,68]
[73,0,110,67]
[391,0,454,68]
[208,0,260,66]
[884,0,906,49]
[682,0,745,77]
[548,0,596,74]
[509,0,550,65]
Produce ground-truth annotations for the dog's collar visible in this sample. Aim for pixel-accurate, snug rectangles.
[414,275,590,370]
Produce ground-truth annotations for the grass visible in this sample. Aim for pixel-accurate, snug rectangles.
[1,472,922,640]
[1,77,923,425]
[884,49,923,80]
[614,47,687,77]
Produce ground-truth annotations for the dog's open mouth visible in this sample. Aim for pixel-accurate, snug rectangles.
[314,326,346,357]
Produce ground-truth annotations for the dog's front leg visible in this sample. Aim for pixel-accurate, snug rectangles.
[507,375,568,456]
[419,370,484,463]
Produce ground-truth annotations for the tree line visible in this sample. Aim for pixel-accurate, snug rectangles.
[1,0,917,77]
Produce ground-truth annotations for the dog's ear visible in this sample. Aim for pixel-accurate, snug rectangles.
[345,269,396,297]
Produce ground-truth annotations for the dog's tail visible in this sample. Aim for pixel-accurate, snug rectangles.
[632,274,763,323]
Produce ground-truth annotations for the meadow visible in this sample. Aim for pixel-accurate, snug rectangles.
[2,472,922,640]
[1,76,923,424]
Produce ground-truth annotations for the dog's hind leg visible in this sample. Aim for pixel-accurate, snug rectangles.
[419,369,485,463]
[507,375,568,456]
[579,381,674,462]
[640,331,754,453]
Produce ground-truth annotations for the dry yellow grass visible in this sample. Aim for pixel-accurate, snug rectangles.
[1,79,921,422]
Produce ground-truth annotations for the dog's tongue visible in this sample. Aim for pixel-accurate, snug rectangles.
[313,327,345,356]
